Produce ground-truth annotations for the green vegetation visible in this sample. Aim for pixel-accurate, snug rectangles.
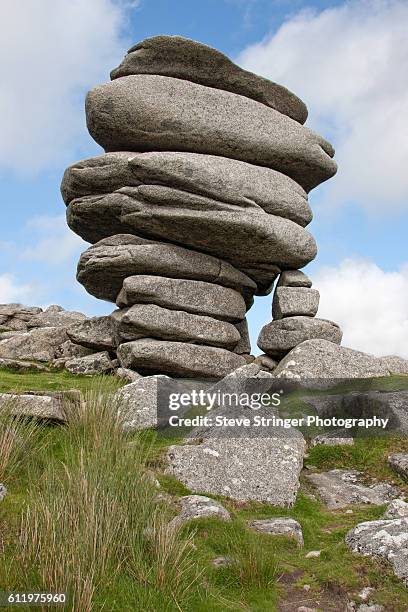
[0,368,125,393]
[0,372,408,609]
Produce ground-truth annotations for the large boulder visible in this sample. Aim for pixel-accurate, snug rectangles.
[77,234,256,302]
[117,339,246,378]
[110,35,308,123]
[346,518,408,586]
[67,316,116,351]
[62,151,312,227]
[258,318,342,359]
[111,304,240,349]
[116,276,246,322]
[67,194,316,286]
[272,286,319,319]
[166,433,305,505]
[114,375,170,430]
[0,327,71,362]
[65,351,115,375]
[273,340,408,379]
[85,74,337,191]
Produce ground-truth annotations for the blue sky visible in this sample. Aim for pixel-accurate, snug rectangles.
[1,0,407,356]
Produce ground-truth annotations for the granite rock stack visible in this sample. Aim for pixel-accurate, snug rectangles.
[61,35,340,378]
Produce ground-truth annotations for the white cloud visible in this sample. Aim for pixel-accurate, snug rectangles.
[314,258,408,358]
[0,274,36,304]
[0,0,136,174]
[22,215,86,265]
[238,0,408,212]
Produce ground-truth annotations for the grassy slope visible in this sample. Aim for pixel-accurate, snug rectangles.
[0,368,408,610]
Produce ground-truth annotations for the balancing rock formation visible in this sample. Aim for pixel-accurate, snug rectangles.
[61,35,340,379]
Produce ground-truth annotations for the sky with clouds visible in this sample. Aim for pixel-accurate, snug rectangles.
[1,0,407,357]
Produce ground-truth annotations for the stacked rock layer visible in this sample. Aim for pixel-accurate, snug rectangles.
[62,35,339,379]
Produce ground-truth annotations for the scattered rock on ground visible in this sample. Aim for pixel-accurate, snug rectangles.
[383,499,408,519]
[0,483,7,501]
[248,517,304,546]
[311,430,354,446]
[346,518,408,586]
[305,469,401,509]
[116,367,142,383]
[0,358,50,373]
[388,453,408,481]
[171,495,231,527]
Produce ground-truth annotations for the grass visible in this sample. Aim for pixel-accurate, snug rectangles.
[1,372,408,609]
[0,367,125,393]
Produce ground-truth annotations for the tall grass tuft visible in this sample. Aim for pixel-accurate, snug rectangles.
[18,381,201,611]
[0,395,43,484]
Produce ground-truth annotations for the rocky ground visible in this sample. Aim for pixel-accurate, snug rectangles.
[1,351,408,610]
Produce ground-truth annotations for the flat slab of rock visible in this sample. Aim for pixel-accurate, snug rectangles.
[384,499,408,519]
[277,270,312,288]
[166,435,305,505]
[86,74,336,192]
[77,234,256,302]
[0,358,50,372]
[258,318,342,359]
[117,339,246,378]
[388,454,408,481]
[117,275,246,323]
[0,327,70,362]
[112,304,240,349]
[0,391,80,422]
[65,351,115,375]
[27,308,87,329]
[171,495,231,527]
[111,35,308,123]
[0,304,43,331]
[248,518,304,546]
[311,430,354,446]
[305,469,401,509]
[346,518,408,586]
[114,375,170,429]
[273,340,408,379]
[68,193,315,288]
[62,151,312,227]
[67,316,116,351]
[272,287,319,319]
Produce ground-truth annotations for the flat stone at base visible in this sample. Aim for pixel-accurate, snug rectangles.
[117,339,246,378]
[166,436,305,505]
[258,318,342,359]
[273,340,408,379]
[0,391,81,422]
[248,518,304,546]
